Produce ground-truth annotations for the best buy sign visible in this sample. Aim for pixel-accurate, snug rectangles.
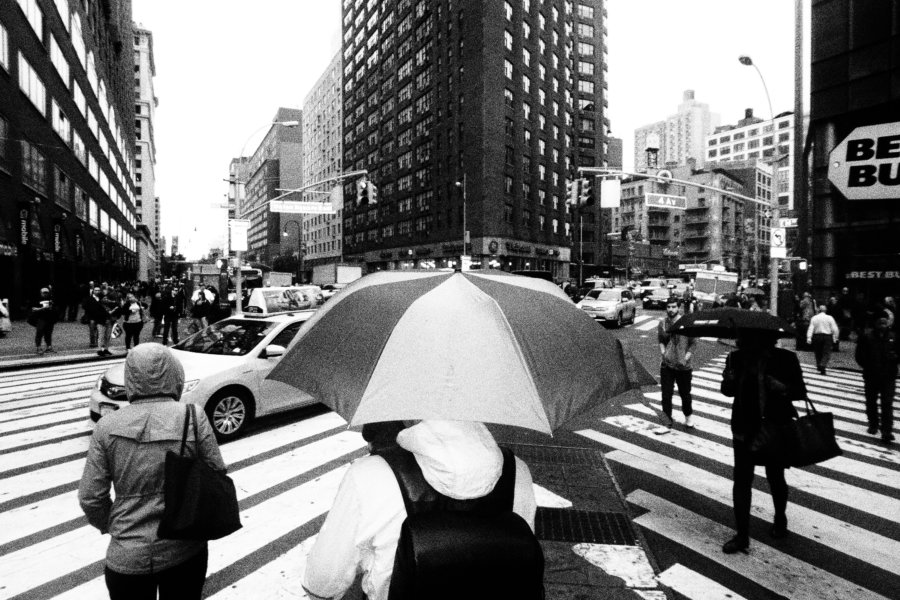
[828,121,900,200]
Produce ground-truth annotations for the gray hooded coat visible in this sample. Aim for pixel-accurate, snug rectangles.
[78,343,226,574]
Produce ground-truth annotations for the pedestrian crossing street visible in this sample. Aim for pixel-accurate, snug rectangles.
[576,353,900,600]
[1,354,897,599]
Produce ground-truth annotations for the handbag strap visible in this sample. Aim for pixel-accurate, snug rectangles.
[803,397,818,415]
[188,404,201,460]
[179,404,191,456]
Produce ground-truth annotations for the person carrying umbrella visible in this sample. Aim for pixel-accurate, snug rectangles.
[720,331,806,554]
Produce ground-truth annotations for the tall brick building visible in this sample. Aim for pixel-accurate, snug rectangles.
[340,0,609,281]
[1,0,138,315]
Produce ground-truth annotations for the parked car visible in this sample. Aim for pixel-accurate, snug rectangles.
[320,283,348,301]
[244,285,323,314]
[643,287,675,310]
[576,287,637,327]
[89,312,317,441]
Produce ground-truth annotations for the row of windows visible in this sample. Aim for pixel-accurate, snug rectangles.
[707,121,789,146]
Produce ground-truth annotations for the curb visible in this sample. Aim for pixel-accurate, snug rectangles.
[0,352,122,373]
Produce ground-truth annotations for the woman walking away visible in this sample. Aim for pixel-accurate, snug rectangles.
[116,293,146,351]
[720,331,807,554]
[78,344,226,600]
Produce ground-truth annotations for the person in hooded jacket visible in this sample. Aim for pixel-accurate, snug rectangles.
[78,343,225,600]
[302,420,537,600]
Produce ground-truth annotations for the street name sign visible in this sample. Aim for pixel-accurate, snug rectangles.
[777,217,798,228]
[828,121,900,200]
[269,200,336,214]
[645,193,687,209]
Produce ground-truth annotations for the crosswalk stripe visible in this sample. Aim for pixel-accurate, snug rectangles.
[0,412,351,547]
[657,563,750,600]
[0,406,87,434]
[0,436,89,475]
[0,397,88,424]
[629,490,892,600]
[0,419,90,452]
[0,374,103,398]
[634,315,654,324]
[578,429,900,578]
[601,414,900,519]
[622,402,900,492]
[207,536,317,600]
[696,367,867,403]
[636,319,660,332]
[638,394,900,466]
[0,388,94,412]
[0,361,121,381]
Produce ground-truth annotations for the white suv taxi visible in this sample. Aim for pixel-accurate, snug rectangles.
[89,311,316,441]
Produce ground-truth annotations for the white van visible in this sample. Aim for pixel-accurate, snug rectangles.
[244,285,323,314]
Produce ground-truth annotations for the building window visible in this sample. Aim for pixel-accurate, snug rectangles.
[504,1,513,20]
[0,115,8,165]
[577,79,594,94]
[51,100,71,144]
[50,36,69,87]
[504,30,513,51]
[55,167,71,208]
[504,59,513,79]
[504,88,514,107]
[577,23,594,38]
[17,0,44,40]
[522,47,530,66]
[21,140,47,194]
[504,204,513,223]
[18,54,46,115]
[0,24,9,72]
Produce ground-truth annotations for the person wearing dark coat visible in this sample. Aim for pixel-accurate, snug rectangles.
[149,292,165,338]
[31,287,58,354]
[855,316,898,444]
[720,332,806,554]
[83,286,113,355]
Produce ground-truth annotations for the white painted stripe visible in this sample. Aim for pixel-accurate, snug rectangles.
[657,564,749,600]
[0,419,91,452]
[572,544,658,588]
[597,414,900,519]
[0,365,109,389]
[696,367,866,403]
[710,358,866,386]
[0,388,94,411]
[576,429,900,576]
[5,467,348,600]
[207,536,317,600]
[0,374,104,398]
[533,483,573,508]
[629,490,892,600]
[0,436,89,473]
[638,394,900,466]
[636,319,660,332]
[634,314,654,324]
[0,361,120,381]
[0,406,87,434]
[0,413,350,546]
[0,397,88,424]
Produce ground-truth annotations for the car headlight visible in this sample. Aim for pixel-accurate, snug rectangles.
[183,379,200,394]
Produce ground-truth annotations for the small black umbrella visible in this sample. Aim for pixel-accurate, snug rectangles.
[667,307,795,339]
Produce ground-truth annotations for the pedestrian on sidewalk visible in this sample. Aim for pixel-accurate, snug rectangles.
[161,286,181,345]
[78,344,225,600]
[658,298,697,429]
[807,304,840,375]
[114,293,146,351]
[826,295,842,352]
[720,331,806,554]
[149,291,164,339]
[855,316,897,444]
[29,287,57,354]
[84,286,113,356]
[796,292,816,350]
[0,298,11,338]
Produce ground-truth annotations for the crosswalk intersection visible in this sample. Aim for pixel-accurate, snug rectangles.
[0,346,898,599]
[578,352,900,600]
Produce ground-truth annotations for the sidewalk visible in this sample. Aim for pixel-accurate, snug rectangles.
[0,317,191,371]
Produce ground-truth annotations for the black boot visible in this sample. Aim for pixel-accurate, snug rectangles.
[770,514,788,539]
[722,534,749,554]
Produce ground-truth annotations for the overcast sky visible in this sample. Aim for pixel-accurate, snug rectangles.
[134,0,806,260]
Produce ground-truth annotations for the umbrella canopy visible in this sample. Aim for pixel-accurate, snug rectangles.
[742,287,766,296]
[667,307,795,339]
[267,270,655,434]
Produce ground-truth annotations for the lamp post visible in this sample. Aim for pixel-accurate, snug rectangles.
[739,55,780,316]
[454,174,468,270]
[227,119,300,313]
[282,220,303,284]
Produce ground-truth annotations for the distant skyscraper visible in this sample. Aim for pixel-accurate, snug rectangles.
[133,25,159,255]
[634,90,720,171]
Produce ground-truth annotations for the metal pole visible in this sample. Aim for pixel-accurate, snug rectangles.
[297,226,302,284]
[579,213,583,285]
[462,173,467,266]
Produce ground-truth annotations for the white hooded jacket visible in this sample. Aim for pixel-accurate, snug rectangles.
[302,420,537,600]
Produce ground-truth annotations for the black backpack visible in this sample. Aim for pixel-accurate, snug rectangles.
[378,446,545,600]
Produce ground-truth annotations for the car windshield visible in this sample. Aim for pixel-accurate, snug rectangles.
[587,290,620,301]
[174,319,275,355]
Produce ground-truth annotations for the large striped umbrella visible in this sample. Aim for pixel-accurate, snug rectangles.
[267,270,654,434]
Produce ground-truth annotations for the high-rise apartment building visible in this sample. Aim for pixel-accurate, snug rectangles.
[705,108,794,210]
[300,51,343,274]
[242,107,302,266]
[340,0,609,281]
[634,90,720,171]
[132,23,158,273]
[0,0,138,314]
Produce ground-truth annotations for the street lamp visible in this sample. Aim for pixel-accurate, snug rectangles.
[227,119,300,313]
[282,220,303,284]
[454,175,468,270]
[739,55,780,317]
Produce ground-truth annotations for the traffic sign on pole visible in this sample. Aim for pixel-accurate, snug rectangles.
[770,227,787,258]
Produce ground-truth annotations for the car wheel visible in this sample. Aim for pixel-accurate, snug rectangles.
[206,388,254,442]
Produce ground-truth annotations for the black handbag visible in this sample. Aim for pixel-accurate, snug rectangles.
[789,398,842,467]
[158,404,242,540]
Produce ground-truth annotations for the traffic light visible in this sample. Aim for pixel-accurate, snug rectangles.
[356,177,368,206]
[579,177,591,204]
[367,181,378,205]
[566,179,578,205]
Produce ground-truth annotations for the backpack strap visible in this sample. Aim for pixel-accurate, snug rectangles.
[378,445,516,517]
